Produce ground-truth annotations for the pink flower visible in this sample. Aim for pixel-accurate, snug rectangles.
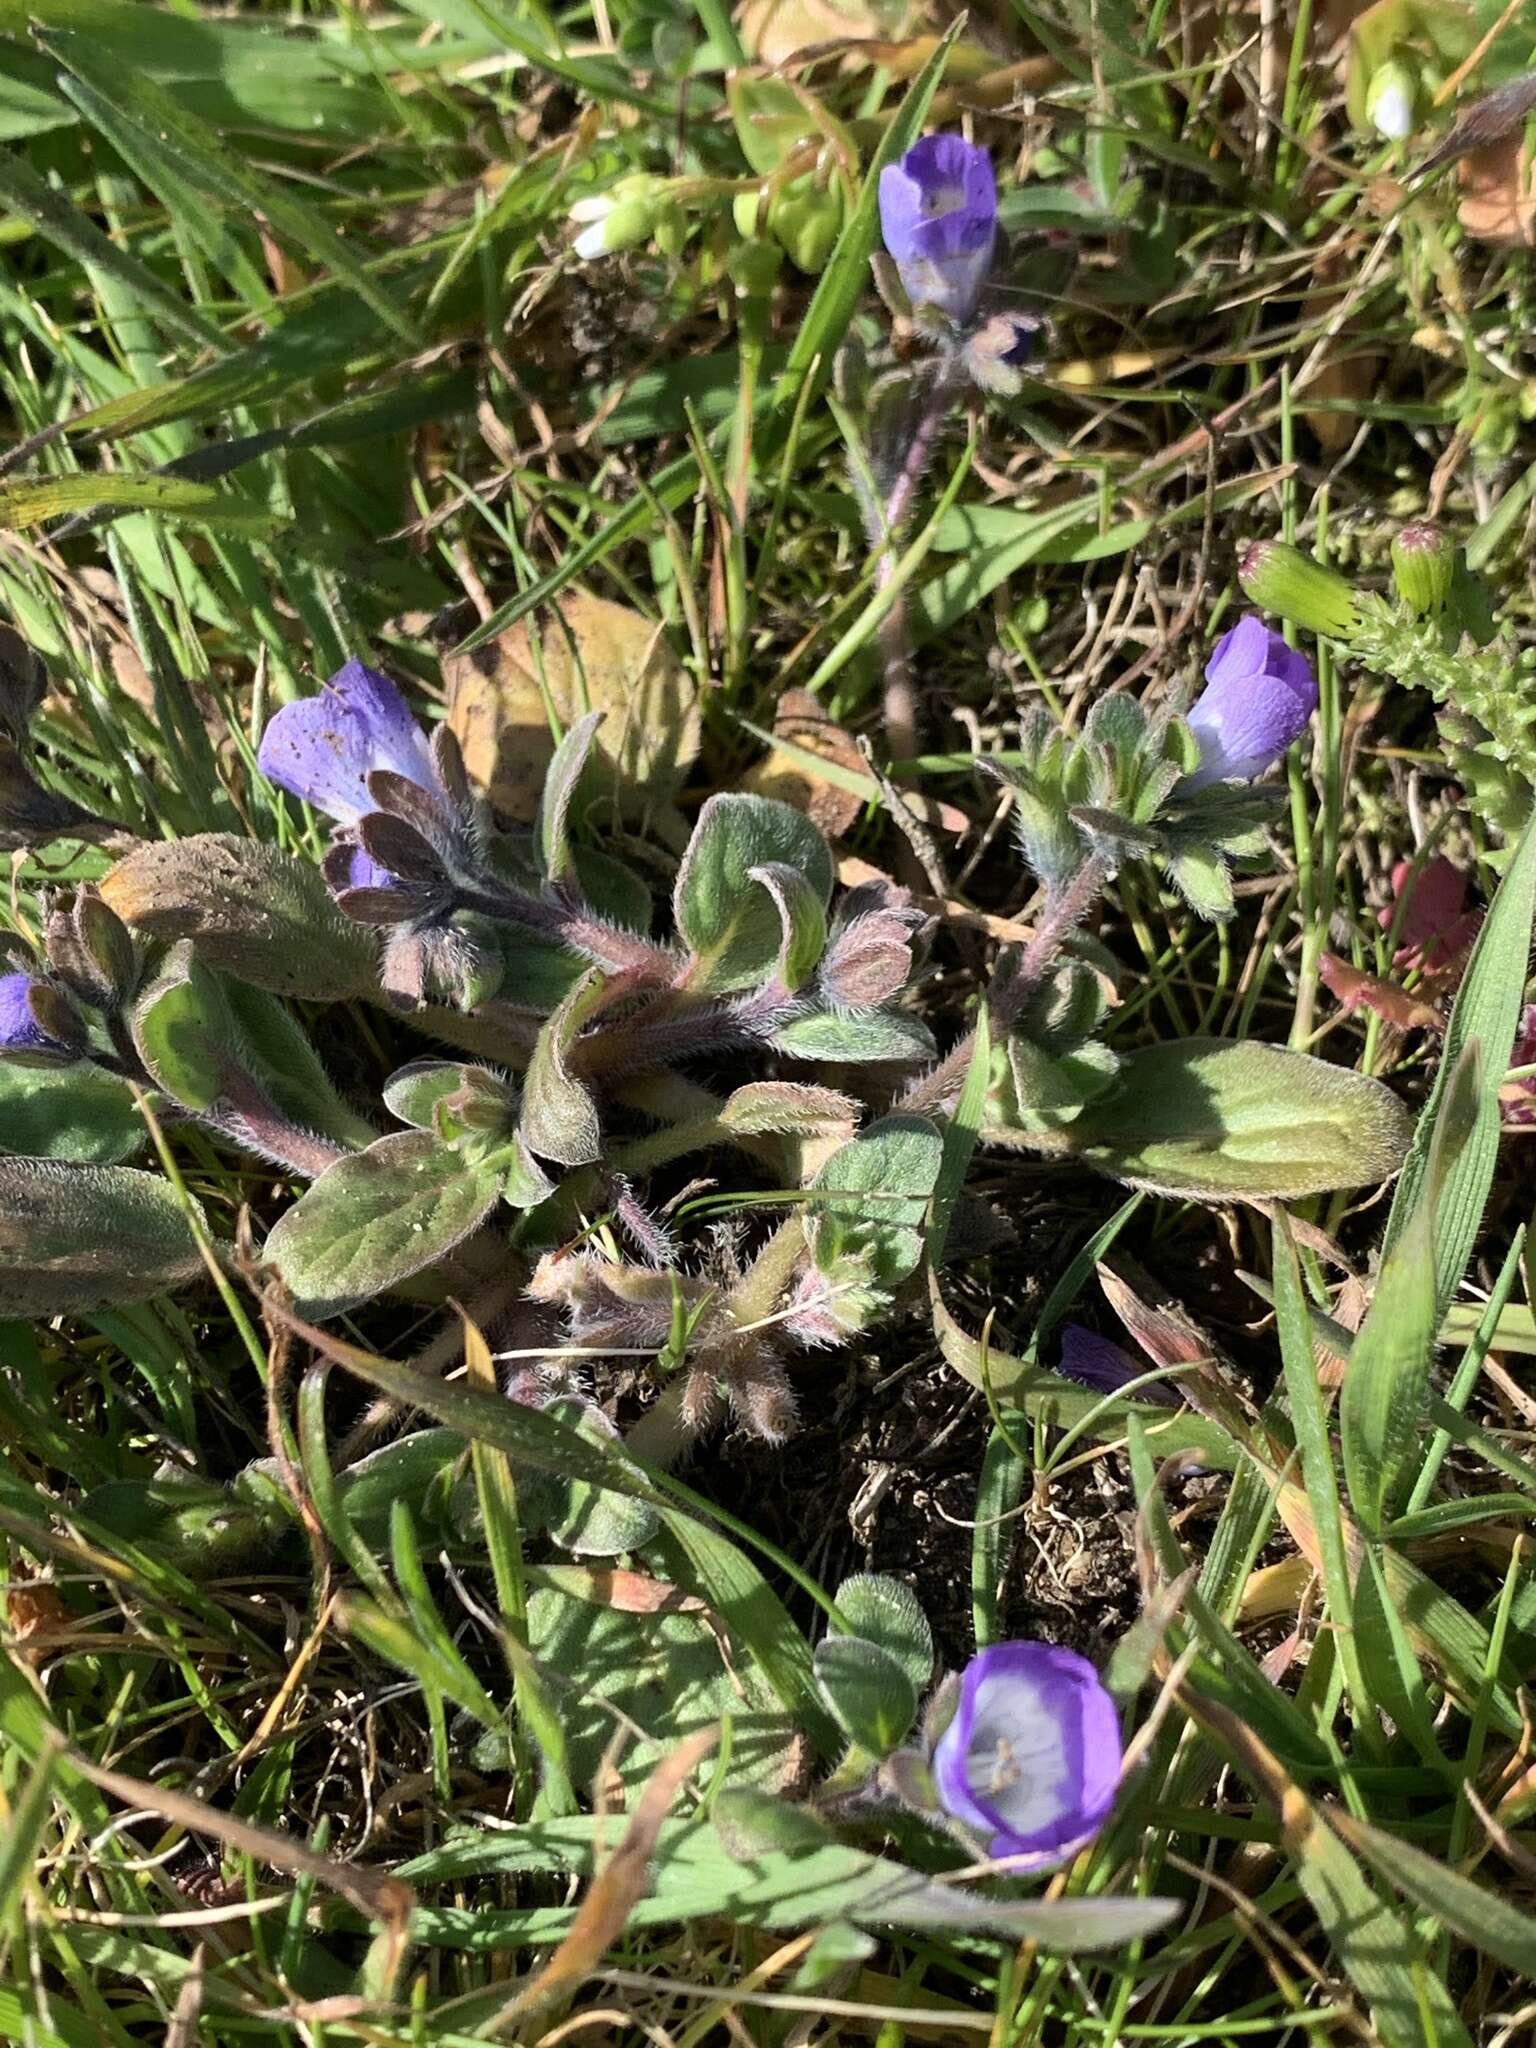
[1379,857,1480,972]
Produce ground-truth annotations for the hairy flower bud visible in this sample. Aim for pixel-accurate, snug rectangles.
[963,311,1044,397]
[1391,521,1454,616]
[818,881,922,1010]
[44,887,137,1008]
[1236,539,1360,640]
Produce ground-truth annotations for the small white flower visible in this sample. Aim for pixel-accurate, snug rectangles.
[1367,65,1415,142]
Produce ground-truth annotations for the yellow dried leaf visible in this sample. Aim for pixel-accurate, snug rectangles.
[1458,134,1536,246]
[445,593,700,825]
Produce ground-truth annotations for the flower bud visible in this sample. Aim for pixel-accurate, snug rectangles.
[1365,59,1417,142]
[44,887,137,1007]
[1391,520,1454,616]
[1236,539,1360,640]
[569,175,672,260]
[963,312,1044,398]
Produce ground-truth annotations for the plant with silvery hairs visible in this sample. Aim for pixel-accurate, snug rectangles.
[0,136,1414,1487]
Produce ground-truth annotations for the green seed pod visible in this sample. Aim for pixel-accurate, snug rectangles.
[1391,521,1454,616]
[1237,539,1361,641]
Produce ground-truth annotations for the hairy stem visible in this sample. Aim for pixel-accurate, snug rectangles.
[101,1023,351,1181]
[457,880,678,982]
[875,361,961,760]
[902,855,1111,1117]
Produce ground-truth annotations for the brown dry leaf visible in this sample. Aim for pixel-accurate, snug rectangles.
[445,593,700,826]
[1318,951,1443,1032]
[101,834,378,1000]
[501,1728,717,2021]
[738,0,892,64]
[6,1576,74,1667]
[1457,133,1536,244]
[538,1564,710,1616]
[742,687,865,838]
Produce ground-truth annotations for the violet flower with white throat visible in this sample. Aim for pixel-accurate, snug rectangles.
[932,1641,1122,1869]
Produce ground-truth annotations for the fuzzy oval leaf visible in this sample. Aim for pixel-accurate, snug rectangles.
[720,1081,859,1136]
[101,834,378,1000]
[520,970,605,1167]
[675,795,833,994]
[0,1059,144,1163]
[264,1129,501,1319]
[131,941,235,1110]
[810,1114,944,1285]
[772,1006,936,1064]
[383,1061,469,1129]
[220,981,377,1151]
[1063,1040,1413,1199]
[831,1574,935,1693]
[540,1400,661,1558]
[813,1635,918,1754]
[0,1158,205,1315]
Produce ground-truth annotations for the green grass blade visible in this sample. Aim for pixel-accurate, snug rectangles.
[1341,1042,1479,1531]
[0,153,228,354]
[1270,1207,1378,1749]
[1382,813,1536,1319]
[0,471,278,533]
[41,27,423,345]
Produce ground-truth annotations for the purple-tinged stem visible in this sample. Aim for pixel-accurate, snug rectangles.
[456,881,678,982]
[573,984,793,1082]
[878,361,961,760]
[101,1021,352,1180]
[902,855,1110,1117]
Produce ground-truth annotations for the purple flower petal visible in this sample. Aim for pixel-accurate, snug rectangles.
[341,842,400,892]
[257,658,437,827]
[1058,1323,1180,1409]
[878,133,997,323]
[0,972,69,1054]
[932,1641,1122,1867]
[1184,615,1318,788]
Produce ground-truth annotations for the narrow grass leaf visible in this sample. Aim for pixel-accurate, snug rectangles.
[1270,1210,1375,1741]
[1332,1806,1536,1980]
[1383,812,1536,1318]
[42,30,422,345]
[0,472,278,534]
[1179,1687,1473,2048]
[1341,1043,1478,1531]
[271,1304,837,1749]
[0,154,227,353]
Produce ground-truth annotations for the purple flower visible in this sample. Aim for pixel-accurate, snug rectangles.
[878,134,997,324]
[932,1641,1122,1868]
[1058,1323,1177,1408]
[0,972,77,1056]
[1184,616,1318,789]
[257,658,438,828]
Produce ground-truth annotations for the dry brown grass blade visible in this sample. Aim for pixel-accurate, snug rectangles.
[494,1727,717,2028]
[66,1749,413,1959]
[163,1944,205,2048]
